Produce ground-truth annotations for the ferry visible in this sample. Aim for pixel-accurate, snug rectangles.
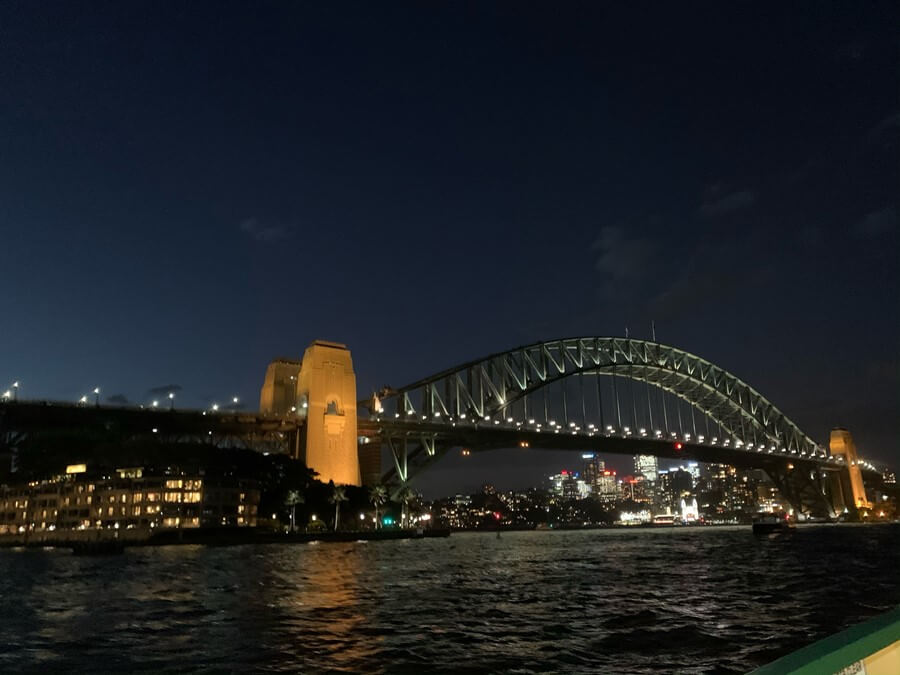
[752,512,794,535]
[751,605,900,674]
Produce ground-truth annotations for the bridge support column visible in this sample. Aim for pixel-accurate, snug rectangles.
[297,341,360,486]
[829,429,871,511]
[766,461,837,521]
[260,341,360,486]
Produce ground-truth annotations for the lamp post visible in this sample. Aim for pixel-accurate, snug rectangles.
[93,387,100,407]
[168,392,175,410]
[12,381,18,401]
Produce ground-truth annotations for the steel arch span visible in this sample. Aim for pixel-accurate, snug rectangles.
[361,337,844,517]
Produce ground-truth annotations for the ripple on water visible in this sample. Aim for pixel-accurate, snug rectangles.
[0,525,898,673]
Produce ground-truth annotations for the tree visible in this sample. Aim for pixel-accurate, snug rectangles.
[329,484,348,531]
[397,484,415,528]
[284,490,304,533]
[369,484,387,529]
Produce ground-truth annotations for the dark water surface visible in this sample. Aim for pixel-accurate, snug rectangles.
[1,525,898,673]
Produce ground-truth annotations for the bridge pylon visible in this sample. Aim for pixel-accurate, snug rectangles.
[828,428,872,515]
[259,341,361,486]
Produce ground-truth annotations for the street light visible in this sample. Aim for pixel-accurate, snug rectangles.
[1,390,10,401]
[93,387,100,406]
[11,381,18,401]
[211,403,219,412]
[152,400,159,408]
[79,395,88,405]
[168,392,175,410]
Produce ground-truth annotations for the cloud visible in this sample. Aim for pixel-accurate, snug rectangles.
[699,189,756,218]
[106,394,130,405]
[147,384,182,396]
[591,226,656,282]
[798,225,825,249]
[853,206,897,238]
[867,112,900,150]
[239,217,290,242]
[649,268,745,322]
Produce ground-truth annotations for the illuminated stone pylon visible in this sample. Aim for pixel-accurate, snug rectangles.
[259,341,361,486]
[829,428,871,510]
[297,341,360,486]
[258,358,301,416]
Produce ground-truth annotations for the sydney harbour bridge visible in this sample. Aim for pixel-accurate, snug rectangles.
[0,337,891,521]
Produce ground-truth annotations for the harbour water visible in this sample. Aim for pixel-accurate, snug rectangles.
[1,525,898,673]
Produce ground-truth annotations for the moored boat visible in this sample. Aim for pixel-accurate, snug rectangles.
[752,512,794,535]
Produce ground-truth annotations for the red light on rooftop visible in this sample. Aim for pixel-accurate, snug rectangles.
[675,442,683,450]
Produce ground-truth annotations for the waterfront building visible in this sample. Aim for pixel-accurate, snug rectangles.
[633,454,658,482]
[697,464,758,519]
[0,469,259,535]
[581,453,605,492]
[594,470,619,504]
[680,497,699,522]
[575,479,591,499]
[549,471,579,499]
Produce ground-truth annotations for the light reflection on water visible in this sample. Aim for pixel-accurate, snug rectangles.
[1,525,898,673]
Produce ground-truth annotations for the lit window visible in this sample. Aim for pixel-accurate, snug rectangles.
[164,492,182,503]
[183,492,201,503]
[165,480,183,489]
[133,493,142,503]
[133,506,142,516]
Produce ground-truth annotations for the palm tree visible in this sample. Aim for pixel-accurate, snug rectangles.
[397,484,415,528]
[369,484,387,529]
[329,484,348,531]
[284,490,304,533]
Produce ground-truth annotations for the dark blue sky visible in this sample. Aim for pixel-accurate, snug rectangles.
[1,2,897,496]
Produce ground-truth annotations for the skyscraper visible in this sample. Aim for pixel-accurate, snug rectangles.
[582,453,605,493]
[634,454,658,482]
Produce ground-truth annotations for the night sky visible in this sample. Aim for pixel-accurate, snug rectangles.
[1,2,897,498]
